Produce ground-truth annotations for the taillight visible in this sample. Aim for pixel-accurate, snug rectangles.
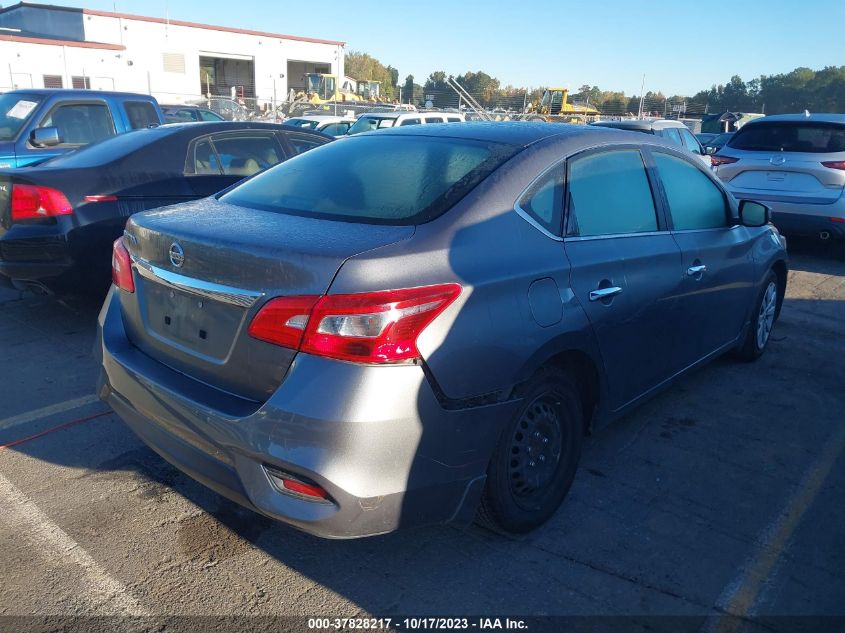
[248,284,462,364]
[821,160,845,171]
[111,237,135,293]
[11,184,72,221]
[710,155,739,167]
[84,194,118,202]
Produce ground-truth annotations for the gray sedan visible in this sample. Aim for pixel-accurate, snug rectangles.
[96,123,788,538]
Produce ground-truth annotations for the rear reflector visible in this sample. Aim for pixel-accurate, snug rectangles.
[248,284,462,364]
[84,194,118,202]
[821,160,845,171]
[710,155,739,167]
[264,466,330,501]
[111,237,135,293]
[831,217,845,223]
[11,184,72,221]
[281,479,329,499]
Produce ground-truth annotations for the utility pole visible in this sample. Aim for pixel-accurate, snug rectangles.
[638,74,646,119]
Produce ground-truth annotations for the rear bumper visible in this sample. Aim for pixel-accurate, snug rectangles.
[727,188,845,238]
[96,287,520,538]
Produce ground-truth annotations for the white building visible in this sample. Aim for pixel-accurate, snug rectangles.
[0,2,346,107]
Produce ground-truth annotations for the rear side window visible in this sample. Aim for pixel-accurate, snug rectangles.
[199,110,223,122]
[221,135,517,225]
[400,118,421,126]
[517,168,563,235]
[286,133,327,156]
[125,101,159,129]
[653,152,727,230]
[191,139,221,174]
[447,117,462,123]
[424,116,445,123]
[320,122,349,136]
[212,133,283,176]
[729,122,845,153]
[40,102,115,145]
[567,150,658,237]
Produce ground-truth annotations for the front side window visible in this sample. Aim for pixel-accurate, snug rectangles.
[567,150,658,237]
[663,127,683,146]
[517,168,563,235]
[320,122,349,136]
[40,102,115,145]
[679,128,703,155]
[653,152,728,230]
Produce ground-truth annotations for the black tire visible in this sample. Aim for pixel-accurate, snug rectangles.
[477,367,584,534]
[735,271,779,362]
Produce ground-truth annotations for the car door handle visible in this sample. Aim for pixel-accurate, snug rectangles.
[589,286,623,302]
[687,264,707,276]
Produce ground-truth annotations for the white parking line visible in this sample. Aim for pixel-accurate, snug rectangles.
[0,394,100,432]
[0,470,148,616]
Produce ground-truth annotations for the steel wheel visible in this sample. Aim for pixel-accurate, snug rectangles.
[508,395,565,509]
[756,280,777,350]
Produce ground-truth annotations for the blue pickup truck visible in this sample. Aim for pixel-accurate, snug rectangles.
[0,90,164,168]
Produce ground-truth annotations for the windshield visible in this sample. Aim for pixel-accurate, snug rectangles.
[220,135,519,225]
[348,116,396,135]
[728,122,845,153]
[0,93,44,141]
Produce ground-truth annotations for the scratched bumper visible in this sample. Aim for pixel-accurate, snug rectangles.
[96,287,516,538]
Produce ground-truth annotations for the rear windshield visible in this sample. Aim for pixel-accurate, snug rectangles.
[220,135,518,225]
[0,93,43,141]
[728,122,845,153]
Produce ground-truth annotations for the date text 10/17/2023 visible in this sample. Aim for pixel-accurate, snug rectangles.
[308,618,529,630]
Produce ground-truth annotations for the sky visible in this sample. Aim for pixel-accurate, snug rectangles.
[35,0,845,96]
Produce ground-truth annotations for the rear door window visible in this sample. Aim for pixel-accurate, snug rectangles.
[124,101,160,129]
[728,122,845,153]
[400,118,421,126]
[653,152,728,230]
[39,102,115,145]
[190,138,221,174]
[566,150,658,236]
[212,132,284,176]
[424,116,445,123]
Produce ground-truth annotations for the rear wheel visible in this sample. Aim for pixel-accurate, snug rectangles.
[736,271,779,361]
[477,367,584,534]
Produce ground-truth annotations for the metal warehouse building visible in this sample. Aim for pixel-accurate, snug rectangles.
[0,2,345,106]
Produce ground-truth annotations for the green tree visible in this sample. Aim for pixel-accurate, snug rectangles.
[344,50,398,100]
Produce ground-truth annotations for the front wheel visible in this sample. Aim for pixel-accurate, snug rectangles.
[477,367,584,534]
[736,271,779,361]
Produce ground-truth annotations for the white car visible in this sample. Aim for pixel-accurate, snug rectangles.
[283,115,356,137]
[347,111,465,135]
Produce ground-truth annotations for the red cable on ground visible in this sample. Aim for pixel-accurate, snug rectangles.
[0,410,113,450]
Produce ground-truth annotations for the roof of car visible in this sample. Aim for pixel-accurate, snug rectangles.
[7,89,156,99]
[591,119,688,131]
[371,121,619,147]
[156,121,332,138]
[742,113,845,125]
[287,115,350,123]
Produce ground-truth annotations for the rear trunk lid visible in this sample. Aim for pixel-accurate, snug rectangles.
[120,198,414,401]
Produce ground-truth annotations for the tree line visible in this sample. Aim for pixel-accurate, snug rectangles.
[344,51,845,116]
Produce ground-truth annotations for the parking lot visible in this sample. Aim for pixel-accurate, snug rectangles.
[0,240,843,630]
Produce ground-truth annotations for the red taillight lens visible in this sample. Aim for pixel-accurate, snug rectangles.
[247,295,320,349]
[281,478,329,499]
[111,237,135,293]
[710,155,739,167]
[831,217,845,223]
[248,284,462,364]
[821,160,845,171]
[10,184,73,221]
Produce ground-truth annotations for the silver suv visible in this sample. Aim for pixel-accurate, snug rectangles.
[712,113,845,241]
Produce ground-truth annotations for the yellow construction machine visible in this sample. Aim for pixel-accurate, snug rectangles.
[297,73,362,104]
[526,88,599,122]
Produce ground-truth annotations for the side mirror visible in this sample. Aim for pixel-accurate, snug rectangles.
[706,146,717,155]
[30,126,62,147]
[739,200,771,227]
